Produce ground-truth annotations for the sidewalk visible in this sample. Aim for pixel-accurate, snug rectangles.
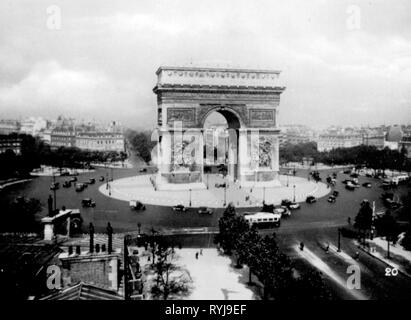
[99,174,330,208]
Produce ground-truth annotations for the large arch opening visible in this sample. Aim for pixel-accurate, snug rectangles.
[202,108,241,182]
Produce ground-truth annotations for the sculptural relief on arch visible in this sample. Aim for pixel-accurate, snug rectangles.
[152,66,286,190]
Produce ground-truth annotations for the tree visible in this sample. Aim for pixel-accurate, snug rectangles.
[2,197,42,232]
[375,210,400,244]
[289,269,333,300]
[125,130,156,164]
[354,200,373,242]
[151,240,191,300]
[214,203,248,255]
[235,226,261,284]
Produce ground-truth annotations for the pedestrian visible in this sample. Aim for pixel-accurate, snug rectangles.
[325,244,329,253]
[347,217,351,225]
[200,249,203,255]
[195,252,199,259]
[300,242,304,251]
[355,251,360,260]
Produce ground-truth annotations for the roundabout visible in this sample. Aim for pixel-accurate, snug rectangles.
[98,173,330,208]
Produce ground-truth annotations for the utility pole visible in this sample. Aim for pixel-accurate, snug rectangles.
[223,182,227,206]
[263,187,266,204]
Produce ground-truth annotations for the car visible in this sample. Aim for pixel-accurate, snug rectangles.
[274,206,291,217]
[342,179,351,184]
[362,182,372,188]
[99,176,105,182]
[139,168,147,172]
[173,204,187,212]
[75,183,85,192]
[343,169,352,174]
[88,178,96,184]
[350,173,359,178]
[328,195,336,203]
[281,199,300,210]
[63,181,72,188]
[50,182,59,190]
[130,200,146,210]
[306,196,316,204]
[82,198,96,207]
[69,176,78,182]
[332,190,339,197]
[345,183,356,190]
[198,207,213,215]
[215,183,226,188]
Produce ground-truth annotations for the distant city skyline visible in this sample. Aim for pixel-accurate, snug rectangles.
[0,0,410,129]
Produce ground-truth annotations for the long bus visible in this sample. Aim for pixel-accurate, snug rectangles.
[243,212,281,228]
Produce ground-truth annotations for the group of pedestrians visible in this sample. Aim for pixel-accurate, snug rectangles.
[195,249,203,259]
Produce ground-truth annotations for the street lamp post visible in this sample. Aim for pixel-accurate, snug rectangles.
[223,183,227,206]
[264,186,267,203]
[337,228,341,252]
[293,185,296,202]
[52,173,57,211]
[207,173,209,190]
[189,188,192,207]
[287,174,289,187]
[387,238,391,259]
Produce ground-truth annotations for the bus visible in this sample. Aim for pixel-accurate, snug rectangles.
[243,212,281,228]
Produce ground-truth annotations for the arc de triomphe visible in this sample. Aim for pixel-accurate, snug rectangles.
[153,66,286,190]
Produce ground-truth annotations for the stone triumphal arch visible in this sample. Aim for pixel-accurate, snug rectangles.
[153,66,286,190]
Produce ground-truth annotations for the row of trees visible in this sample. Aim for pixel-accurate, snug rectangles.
[125,129,157,164]
[215,204,332,300]
[280,142,411,173]
[0,133,127,179]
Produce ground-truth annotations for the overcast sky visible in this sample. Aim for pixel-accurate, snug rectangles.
[0,0,410,129]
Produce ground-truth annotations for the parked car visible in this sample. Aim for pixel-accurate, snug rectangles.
[129,200,146,210]
[328,195,336,203]
[198,207,213,215]
[350,173,359,178]
[332,190,339,197]
[82,198,96,207]
[88,178,96,184]
[99,176,105,182]
[274,206,291,217]
[215,183,226,188]
[139,168,147,172]
[281,199,300,210]
[306,196,317,204]
[63,181,72,188]
[69,176,78,182]
[173,204,187,212]
[362,182,372,188]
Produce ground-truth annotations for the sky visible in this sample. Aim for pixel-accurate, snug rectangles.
[0,0,410,129]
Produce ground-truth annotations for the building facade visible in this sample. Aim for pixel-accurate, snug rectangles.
[0,120,20,135]
[0,135,22,155]
[50,128,76,148]
[75,132,125,152]
[317,133,363,152]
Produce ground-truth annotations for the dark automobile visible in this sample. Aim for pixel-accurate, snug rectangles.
[75,183,85,192]
[88,178,96,184]
[99,176,105,182]
[173,204,187,212]
[198,207,213,215]
[139,168,147,172]
[63,181,72,188]
[328,195,336,203]
[350,173,359,178]
[50,182,59,190]
[332,190,339,197]
[82,198,96,207]
[69,176,78,182]
[343,169,352,174]
[306,196,317,204]
[274,206,291,217]
[280,199,300,210]
[362,182,372,188]
[345,183,356,190]
[215,183,226,188]
[130,200,146,210]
